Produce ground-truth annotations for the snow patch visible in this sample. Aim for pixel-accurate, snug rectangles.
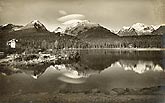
[132,23,146,31]
[123,26,130,30]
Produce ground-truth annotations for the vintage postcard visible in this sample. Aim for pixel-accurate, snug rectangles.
[0,0,164,103]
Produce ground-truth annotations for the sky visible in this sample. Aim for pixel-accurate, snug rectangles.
[0,0,164,31]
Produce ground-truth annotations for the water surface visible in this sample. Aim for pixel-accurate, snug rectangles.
[0,49,164,95]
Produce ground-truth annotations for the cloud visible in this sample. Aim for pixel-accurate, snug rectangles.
[62,19,84,25]
[57,14,85,22]
[58,10,67,15]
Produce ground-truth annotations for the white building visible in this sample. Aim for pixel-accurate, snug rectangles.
[7,39,18,48]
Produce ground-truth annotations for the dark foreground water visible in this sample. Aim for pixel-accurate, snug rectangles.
[0,49,165,101]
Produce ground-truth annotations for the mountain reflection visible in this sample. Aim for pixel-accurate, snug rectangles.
[20,59,164,82]
[111,60,164,74]
[0,50,165,97]
[19,63,100,84]
[0,50,164,81]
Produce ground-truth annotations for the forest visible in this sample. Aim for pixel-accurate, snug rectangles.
[0,31,163,54]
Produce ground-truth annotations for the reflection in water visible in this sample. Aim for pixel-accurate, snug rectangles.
[13,59,164,82]
[22,69,45,79]
[51,65,88,84]
[1,50,164,78]
[0,50,164,79]
[43,64,99,84]
[58,76,86,84]
[112,60,163,74]
[52,64,89,79]
[0,50,165,95]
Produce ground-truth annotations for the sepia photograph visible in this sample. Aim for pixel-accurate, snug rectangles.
[0,0,165,103]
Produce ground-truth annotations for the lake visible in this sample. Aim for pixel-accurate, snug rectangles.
[0,49,165,96]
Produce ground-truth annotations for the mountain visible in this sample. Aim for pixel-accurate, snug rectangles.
[118,26,138,36]
[132,23,155,34]
[0,20,48,33]
[18,20,48,32]
[118,23,155,36]
[0,20,85,52]
[63,20,99,36]
[0,21,163,51]
[0,24,23,33]
[77,26,118,39]
[61,20,118,39]
[152,25,165,35]
[54,27,64,33]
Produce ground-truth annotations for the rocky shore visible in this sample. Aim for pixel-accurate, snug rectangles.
[0,50,80,76]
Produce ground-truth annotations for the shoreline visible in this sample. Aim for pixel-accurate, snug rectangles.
[0,48,165,54]
[0,93,164,103]
[64,48,165,51]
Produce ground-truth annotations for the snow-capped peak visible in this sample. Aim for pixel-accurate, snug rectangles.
[62,19,84,26]
[31,20,43,26]
[63,20,99,28]
[118,23,156,36]
[119,26,131,32]
[54,27,64,33]
[31,20,39,23]
[20,20,48,31]
[152,25,162,30]
[132,23,154,33]
[111,29,119,34]
[121,23,155,32]
[132,23,145,31]
[1,24,14,27]
[2,24,8,27]
[122,26,130,30]
[0,24,13,27]
[60,19,100,36]
[0,23,23,32]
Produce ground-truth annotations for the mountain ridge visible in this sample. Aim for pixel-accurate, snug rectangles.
[118,23,164,36]
[0,20,48,33]
[1,21,164,37]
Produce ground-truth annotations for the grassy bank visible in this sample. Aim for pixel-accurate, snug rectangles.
[0,93,164,103]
